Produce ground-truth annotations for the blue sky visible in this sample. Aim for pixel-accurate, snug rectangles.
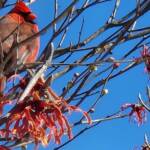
[1,0,150,150]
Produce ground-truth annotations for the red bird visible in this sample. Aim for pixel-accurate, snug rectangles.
[0,1,39,68]
[0,1,39,92]
[0,1,62,102]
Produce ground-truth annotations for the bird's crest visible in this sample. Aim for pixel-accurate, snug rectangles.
[10,1,37,21]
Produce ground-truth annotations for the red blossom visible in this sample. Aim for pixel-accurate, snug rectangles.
[0,76,91,146]
[141,45,150,73]
[121,103,146,125]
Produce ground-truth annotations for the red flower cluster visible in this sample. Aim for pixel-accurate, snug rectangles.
[0,77,91,146]
[141,45,150,73]
[121,103,146,125]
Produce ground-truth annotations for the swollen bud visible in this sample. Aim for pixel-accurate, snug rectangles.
[106,57,115,62]
[113,62,120,69]
[74,72,80,78]
[102,89,109,95]
[89,65,98,71]
[67,81,73,89]
[89,108,95,113]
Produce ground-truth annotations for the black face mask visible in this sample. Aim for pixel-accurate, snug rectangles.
[18,11,36,24]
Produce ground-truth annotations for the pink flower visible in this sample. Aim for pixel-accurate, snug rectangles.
[121,103,146,125]
[141,45,150,73]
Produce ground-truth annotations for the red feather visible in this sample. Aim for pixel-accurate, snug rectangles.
[0,1,39,92]
[10,1,37,21]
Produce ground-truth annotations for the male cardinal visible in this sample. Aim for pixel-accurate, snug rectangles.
[0,1,62,102]
[0,1,39,92]
[0,1,39,69]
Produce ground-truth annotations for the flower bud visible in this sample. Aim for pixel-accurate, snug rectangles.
[113,62,120,69]
[74,72,80,78]
[106,57,115,62]
[89,65,98,71]
[89,108,95,113]
[67,81,73,89]
[102,89,109,95]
